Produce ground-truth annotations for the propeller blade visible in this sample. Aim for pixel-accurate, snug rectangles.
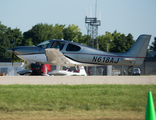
[12,53,14,66]
[11,38,16,66]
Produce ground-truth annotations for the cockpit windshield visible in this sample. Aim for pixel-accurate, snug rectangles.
[37,40,51,48]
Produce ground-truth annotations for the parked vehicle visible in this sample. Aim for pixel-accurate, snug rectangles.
[31,63,51,75]
[132,68,141,75]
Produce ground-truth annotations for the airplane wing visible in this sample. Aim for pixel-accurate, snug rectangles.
[45,48,101,67]
[45,48,73,67]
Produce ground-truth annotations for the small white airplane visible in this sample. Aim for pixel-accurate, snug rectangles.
[7,34,151,75]
[51,66,87,76]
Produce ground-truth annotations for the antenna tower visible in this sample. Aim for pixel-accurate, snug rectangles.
[85,0,101,49]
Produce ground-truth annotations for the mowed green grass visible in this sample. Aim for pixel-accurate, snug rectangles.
[0,84,156,112]
[0,84,156,120]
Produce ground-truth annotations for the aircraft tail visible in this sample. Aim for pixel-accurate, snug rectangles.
[125,34,151,57]
[123,34,151,65]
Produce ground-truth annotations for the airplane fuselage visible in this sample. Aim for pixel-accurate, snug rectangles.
[9,39,145,66]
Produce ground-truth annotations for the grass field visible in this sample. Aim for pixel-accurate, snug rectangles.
[0,84,156,120]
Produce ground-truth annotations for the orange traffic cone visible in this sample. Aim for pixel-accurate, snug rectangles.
[145,91,156,120]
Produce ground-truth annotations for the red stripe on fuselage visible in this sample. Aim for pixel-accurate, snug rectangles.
[63,53,144,59]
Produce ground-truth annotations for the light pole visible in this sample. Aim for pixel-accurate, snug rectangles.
[107,39,112,76]
[107,39,112,52]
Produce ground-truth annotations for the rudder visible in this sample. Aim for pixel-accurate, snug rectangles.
[126,34,151,57]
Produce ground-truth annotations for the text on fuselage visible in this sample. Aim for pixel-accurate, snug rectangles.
[92,56,119,64]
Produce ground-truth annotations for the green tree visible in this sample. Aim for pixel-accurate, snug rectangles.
[21,29,32,46]
[6,27,23,61]
[63,24,81,42]
[6,27,23,47]
[150,37,156,51]
[23,23,54,46]
[0,33,11,58]
[78,34,88,45]
[25,38,33,46]
[98,35,107,51]
[98,31,113,51]
[109,30,134,53]
[125,33,135,51]
[0,22,11,58]
[0,22,23,60]
[23,23,66,46]
[109,30,123,52]
[53,24,65,39]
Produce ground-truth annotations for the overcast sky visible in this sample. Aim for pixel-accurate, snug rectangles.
[0,0,156,45]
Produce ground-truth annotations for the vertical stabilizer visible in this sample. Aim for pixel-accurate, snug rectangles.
[126,34,151,57]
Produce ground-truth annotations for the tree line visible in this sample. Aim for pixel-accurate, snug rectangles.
[0,22,155,61]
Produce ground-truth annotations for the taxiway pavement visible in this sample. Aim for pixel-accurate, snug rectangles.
[0,76,156,85]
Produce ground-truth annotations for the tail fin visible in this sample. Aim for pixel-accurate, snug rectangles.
[124,34,151,66]
[126,34,151,57]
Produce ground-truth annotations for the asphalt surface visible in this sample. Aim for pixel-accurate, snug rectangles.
[0,76,156,85]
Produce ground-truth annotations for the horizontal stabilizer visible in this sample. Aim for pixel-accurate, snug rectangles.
[121,58,136,61]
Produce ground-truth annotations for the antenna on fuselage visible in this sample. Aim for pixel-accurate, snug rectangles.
[72,34,79,42]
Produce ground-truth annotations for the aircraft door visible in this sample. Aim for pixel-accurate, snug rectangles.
[65,43,82,61]
[77,48,88,62]
[78,54,88,62]
[65,53,78,61]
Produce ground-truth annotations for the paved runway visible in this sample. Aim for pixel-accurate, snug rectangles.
[0,76,156,85]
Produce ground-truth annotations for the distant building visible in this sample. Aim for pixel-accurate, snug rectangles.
[0,58,23,76]
[148,51,156,57]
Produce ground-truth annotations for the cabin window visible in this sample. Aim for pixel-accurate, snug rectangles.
[37,40,50,48]
[51,41,65,50]
[66,43,81,51]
